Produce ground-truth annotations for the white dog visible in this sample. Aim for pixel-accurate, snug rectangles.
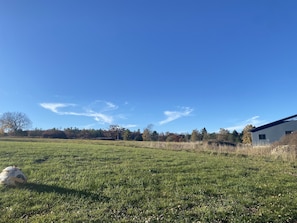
[0,166,27,186]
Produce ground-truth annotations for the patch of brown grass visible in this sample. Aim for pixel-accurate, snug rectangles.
[118,140,295,160]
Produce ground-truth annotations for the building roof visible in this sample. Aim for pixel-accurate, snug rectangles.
[250,114,297,133]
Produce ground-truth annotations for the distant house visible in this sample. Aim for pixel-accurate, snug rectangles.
[251,114,297,146]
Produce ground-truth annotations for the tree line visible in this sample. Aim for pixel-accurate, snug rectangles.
[0,112,254,144]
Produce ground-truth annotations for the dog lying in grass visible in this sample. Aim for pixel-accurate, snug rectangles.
[0,166,27,186]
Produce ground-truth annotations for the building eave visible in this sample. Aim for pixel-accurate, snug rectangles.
[250,114,297,133]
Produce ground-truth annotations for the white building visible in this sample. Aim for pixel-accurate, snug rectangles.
[251,114,297,146]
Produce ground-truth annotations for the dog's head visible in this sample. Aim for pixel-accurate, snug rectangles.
[0,166,27,186]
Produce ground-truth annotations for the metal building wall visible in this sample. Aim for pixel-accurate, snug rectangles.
[251,120,297,146]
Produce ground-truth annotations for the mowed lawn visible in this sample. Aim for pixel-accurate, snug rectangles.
[1,139,297,222]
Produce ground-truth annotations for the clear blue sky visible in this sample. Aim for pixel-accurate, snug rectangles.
[1,1,297,133]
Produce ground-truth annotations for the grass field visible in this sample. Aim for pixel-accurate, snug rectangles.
[1,138,297,222]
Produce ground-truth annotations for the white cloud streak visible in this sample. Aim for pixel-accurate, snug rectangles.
[225,116,265,132]
[105,102,118,110]
[39,103,76,113]
[122,124,137,129]
[159,107,193,125]
[40,102,115,124]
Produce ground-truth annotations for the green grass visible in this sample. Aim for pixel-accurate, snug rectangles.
[1,138,297,222]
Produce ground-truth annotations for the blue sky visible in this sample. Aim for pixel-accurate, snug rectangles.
[1,1,297,133]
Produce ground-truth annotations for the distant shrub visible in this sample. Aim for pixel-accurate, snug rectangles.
[275,132,297,146]
[271,132,297,161]
[207,140,236,147]
[42,130,67,139]
[28,129,43,137]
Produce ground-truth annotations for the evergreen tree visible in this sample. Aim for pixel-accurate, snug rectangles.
[134,129,143,141]
[151,131,159,141]
[231,130,241,143]
[201,127,208,141]
[123,129,131,140]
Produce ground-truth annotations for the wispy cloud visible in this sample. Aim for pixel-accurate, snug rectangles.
[106,102,118,110]
[225,116,265,132]
[121,124,137,129]
[40,101,115,124]
[159,107,193,125]
[39,103,76,113]
[87,100,118,112]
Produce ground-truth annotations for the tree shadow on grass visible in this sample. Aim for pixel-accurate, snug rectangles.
[23,182,110,202]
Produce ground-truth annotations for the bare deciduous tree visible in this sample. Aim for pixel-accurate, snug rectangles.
[0,112,32,134]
